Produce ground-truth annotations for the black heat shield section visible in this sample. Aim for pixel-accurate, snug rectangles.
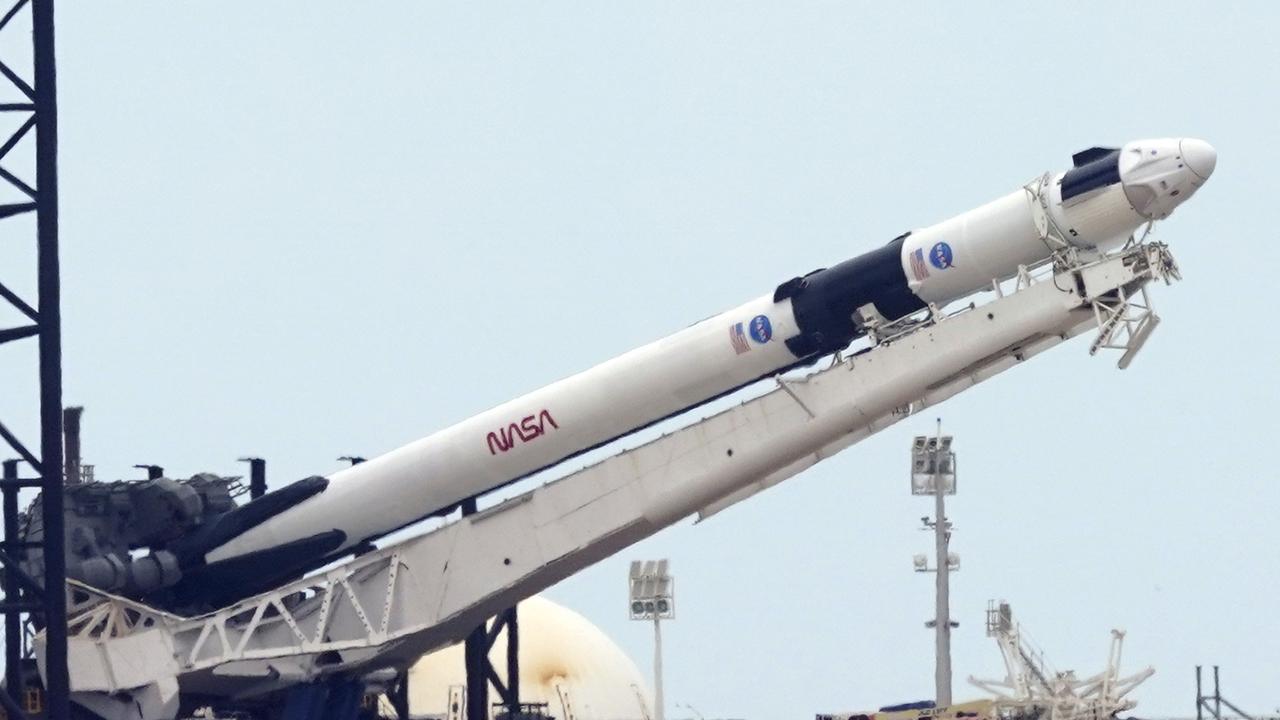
[166,475,331,566]
[1061,149,1121,201]
[161,529,347,609]
[778,233,925,358]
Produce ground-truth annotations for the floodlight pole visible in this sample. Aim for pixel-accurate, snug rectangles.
[652,614,664,720]
[933,420,952,706]
[630,560,672,720]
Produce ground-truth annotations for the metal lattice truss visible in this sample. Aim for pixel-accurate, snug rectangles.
[1089,283,1159,368]
[1087,242,1180,369]
[0,1,70,717]
[970,602,1154,720]
[42,244,1178,720]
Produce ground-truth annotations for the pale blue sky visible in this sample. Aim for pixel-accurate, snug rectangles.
[3,2,1276,718]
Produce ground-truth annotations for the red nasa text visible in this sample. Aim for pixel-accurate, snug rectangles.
[486,410,560,455]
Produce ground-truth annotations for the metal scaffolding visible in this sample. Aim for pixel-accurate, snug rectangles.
[0,0,67,717]
[1196,666,1256,720]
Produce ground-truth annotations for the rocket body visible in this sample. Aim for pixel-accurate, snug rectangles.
[189,138,1215,596]
[206,292,806,565]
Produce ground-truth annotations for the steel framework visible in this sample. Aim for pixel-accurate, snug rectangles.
[0,0,67,718]
[969,601,1153,720]
[1196,666,1256,720]
[461,500,525,720]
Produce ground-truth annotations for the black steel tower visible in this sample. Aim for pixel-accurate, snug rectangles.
[0,0,66,717]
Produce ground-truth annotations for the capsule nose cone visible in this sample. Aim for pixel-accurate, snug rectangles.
[1180,138,1217,181]
[1118,137,1217,220]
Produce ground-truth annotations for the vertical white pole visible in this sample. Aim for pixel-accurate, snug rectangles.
[934,419,952,706]
[653,614,665,720]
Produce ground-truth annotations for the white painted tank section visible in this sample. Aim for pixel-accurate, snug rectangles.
[208,293,801,562]
[900,189,1048,304]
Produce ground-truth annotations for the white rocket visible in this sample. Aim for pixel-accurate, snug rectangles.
[167,137,1215,603]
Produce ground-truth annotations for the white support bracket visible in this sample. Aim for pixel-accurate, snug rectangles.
[1081,242,1180,369]
[1088,285,1160,369]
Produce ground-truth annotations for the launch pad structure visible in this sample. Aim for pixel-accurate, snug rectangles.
[0,5,1217,718]
[0,7,539,717]
[46,241,1180,720]
[0,0,68,718]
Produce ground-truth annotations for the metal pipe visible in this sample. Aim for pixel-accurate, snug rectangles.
[1196,665,1203,720]
[1219,697,1255,720]
[61,407,80,486]
[239,458,267,500]
[1214,665,1221,720]
[133,465,163,480]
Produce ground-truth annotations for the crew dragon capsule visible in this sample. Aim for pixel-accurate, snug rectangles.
[170,137,1216,603]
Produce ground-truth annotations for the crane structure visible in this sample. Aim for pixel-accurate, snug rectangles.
[969,601,1154,720]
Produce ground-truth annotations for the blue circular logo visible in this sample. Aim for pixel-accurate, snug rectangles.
[749,314,773,344]
[929,242,954,270]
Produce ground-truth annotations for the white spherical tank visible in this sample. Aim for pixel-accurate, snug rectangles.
[407,596,652,720]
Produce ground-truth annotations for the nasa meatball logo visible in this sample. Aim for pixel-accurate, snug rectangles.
[929,241,955,270]
[748,314,773,344]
